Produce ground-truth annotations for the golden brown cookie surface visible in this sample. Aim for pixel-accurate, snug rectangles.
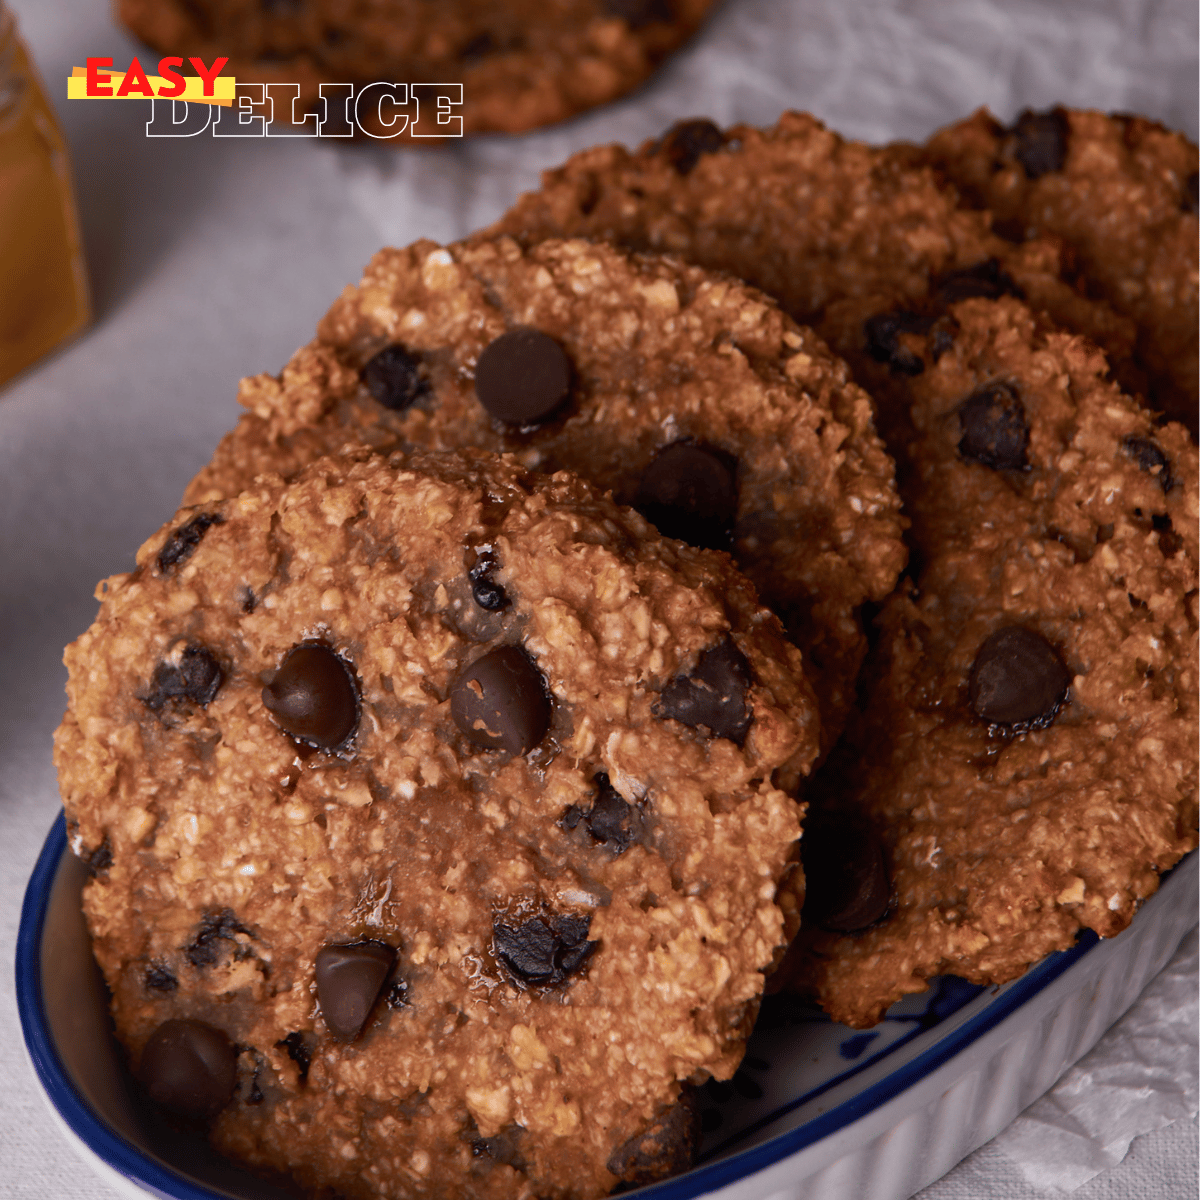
[117,0,718,138]
[923,107,1199,435]
[56,449,819,1198]
[186,235,907,759]
[488,111,1139,397]
[775,297,1198,1028]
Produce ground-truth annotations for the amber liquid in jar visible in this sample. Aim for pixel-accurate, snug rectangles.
[0,2,90,389]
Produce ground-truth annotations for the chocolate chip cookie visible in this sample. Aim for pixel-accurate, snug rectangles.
[772,295,1198,1028]
[185,234,908,759]
[923,107,1199,436]
[488,111,1141,410]
[55,448,819,1197]
[116,0,718,138]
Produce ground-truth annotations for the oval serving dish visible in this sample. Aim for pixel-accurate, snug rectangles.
[18,815,1198,1200]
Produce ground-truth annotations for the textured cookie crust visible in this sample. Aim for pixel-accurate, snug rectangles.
[186,235,906,757]
[116,0,718,138]
[56,449,819,1198]
[923,107,1199,435]
[777,297,1198,1028]
[488,111,1139,397]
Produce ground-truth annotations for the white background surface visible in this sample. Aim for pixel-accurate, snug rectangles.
[1,1,1196,1197]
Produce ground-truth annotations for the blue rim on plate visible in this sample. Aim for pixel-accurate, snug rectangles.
[11,813,1147,1200]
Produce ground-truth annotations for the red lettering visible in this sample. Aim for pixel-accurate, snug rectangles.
[156,57,186,99]
[116,57,155,98]
[86,56,113,97]
[188,56,229,98]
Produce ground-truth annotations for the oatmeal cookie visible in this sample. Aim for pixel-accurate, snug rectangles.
[488,111,1140,405]
[923,107,1199,436]
[186,235,907,757]
[116,0,718,138]
[55,448,819,1198]
[773,296,1198,1029]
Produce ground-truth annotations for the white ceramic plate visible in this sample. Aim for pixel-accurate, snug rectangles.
[18,815,1197,1200]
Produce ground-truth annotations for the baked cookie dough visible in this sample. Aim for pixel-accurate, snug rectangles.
[116,0,718,138]
[55,448,820,1198]
[488,111,1140,408]
[773,296,1198,1028]
[923,107,1199,436]
[185,235,907,757]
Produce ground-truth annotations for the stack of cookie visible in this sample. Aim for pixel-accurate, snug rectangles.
[55,105,1197,1199]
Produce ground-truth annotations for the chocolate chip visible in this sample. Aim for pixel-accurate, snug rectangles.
[275,1031,313,1081]
[606,1089,701,1186]
[635,441,738,551]
[605,0,672,28]
[1010,108,1069,179]
[157,513,223,572]
[471,1126,527,1170]
[360,344,427,412]
[469,553,509,612]
[315,941,396,1043]
[863,311,929,376]
[140,1019,237,1121]
[560,773,636,853]
[957,381,1030,470]
[660,119,724,175]
[1185,172,1198,215]
[144,964,178,993]
[84,837,113,876]
[262,643,359,750]
[474,329,571,426]
[992,215,1028,243]
[450,645,550,755]
[934,259,1024,306]
[493,912,597,987]
[654,638,752,744]
[1122,435,1174,493]
[969,626,1070,728]
[185,908,253,968]
[460,31,497,60]
[146,645,222,711]
[800,813,891,933]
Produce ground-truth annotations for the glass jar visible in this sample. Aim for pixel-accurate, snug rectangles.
[0,1,90,389]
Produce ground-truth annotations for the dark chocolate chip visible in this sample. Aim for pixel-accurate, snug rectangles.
[460,31,497,59]
[957,381,1030,470]
[146,645,222,711]
[157,513,223,573]
[469,553,509,612]
[360,343,427,412]
[1122,435,1174,493]
[929,315,960,362]
[144,964,178,993]
[185,908,253,969]
[1185,172,1198,215]
[635,441,738,551]
[450,645,550,755]
[605,0,672,28]
[934,259,1024,306]
[863,311,929,376]
[660,119,724,175]
[1010,108,1069,179]
[140,1018,237,1121]
[262,643,359,750]
[474,328,571,426]
[560,773,636,853]
[606,1089,701,1186]
[654,638,752,744]
[470,1125,527,1171]
[493,912,597,987]
[969,625,1070,728]
[84,837,113,876]
[991,215,1028,243]
[800,813,891,933]
[315,941,396,1043]
[275,1031,312,1081]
